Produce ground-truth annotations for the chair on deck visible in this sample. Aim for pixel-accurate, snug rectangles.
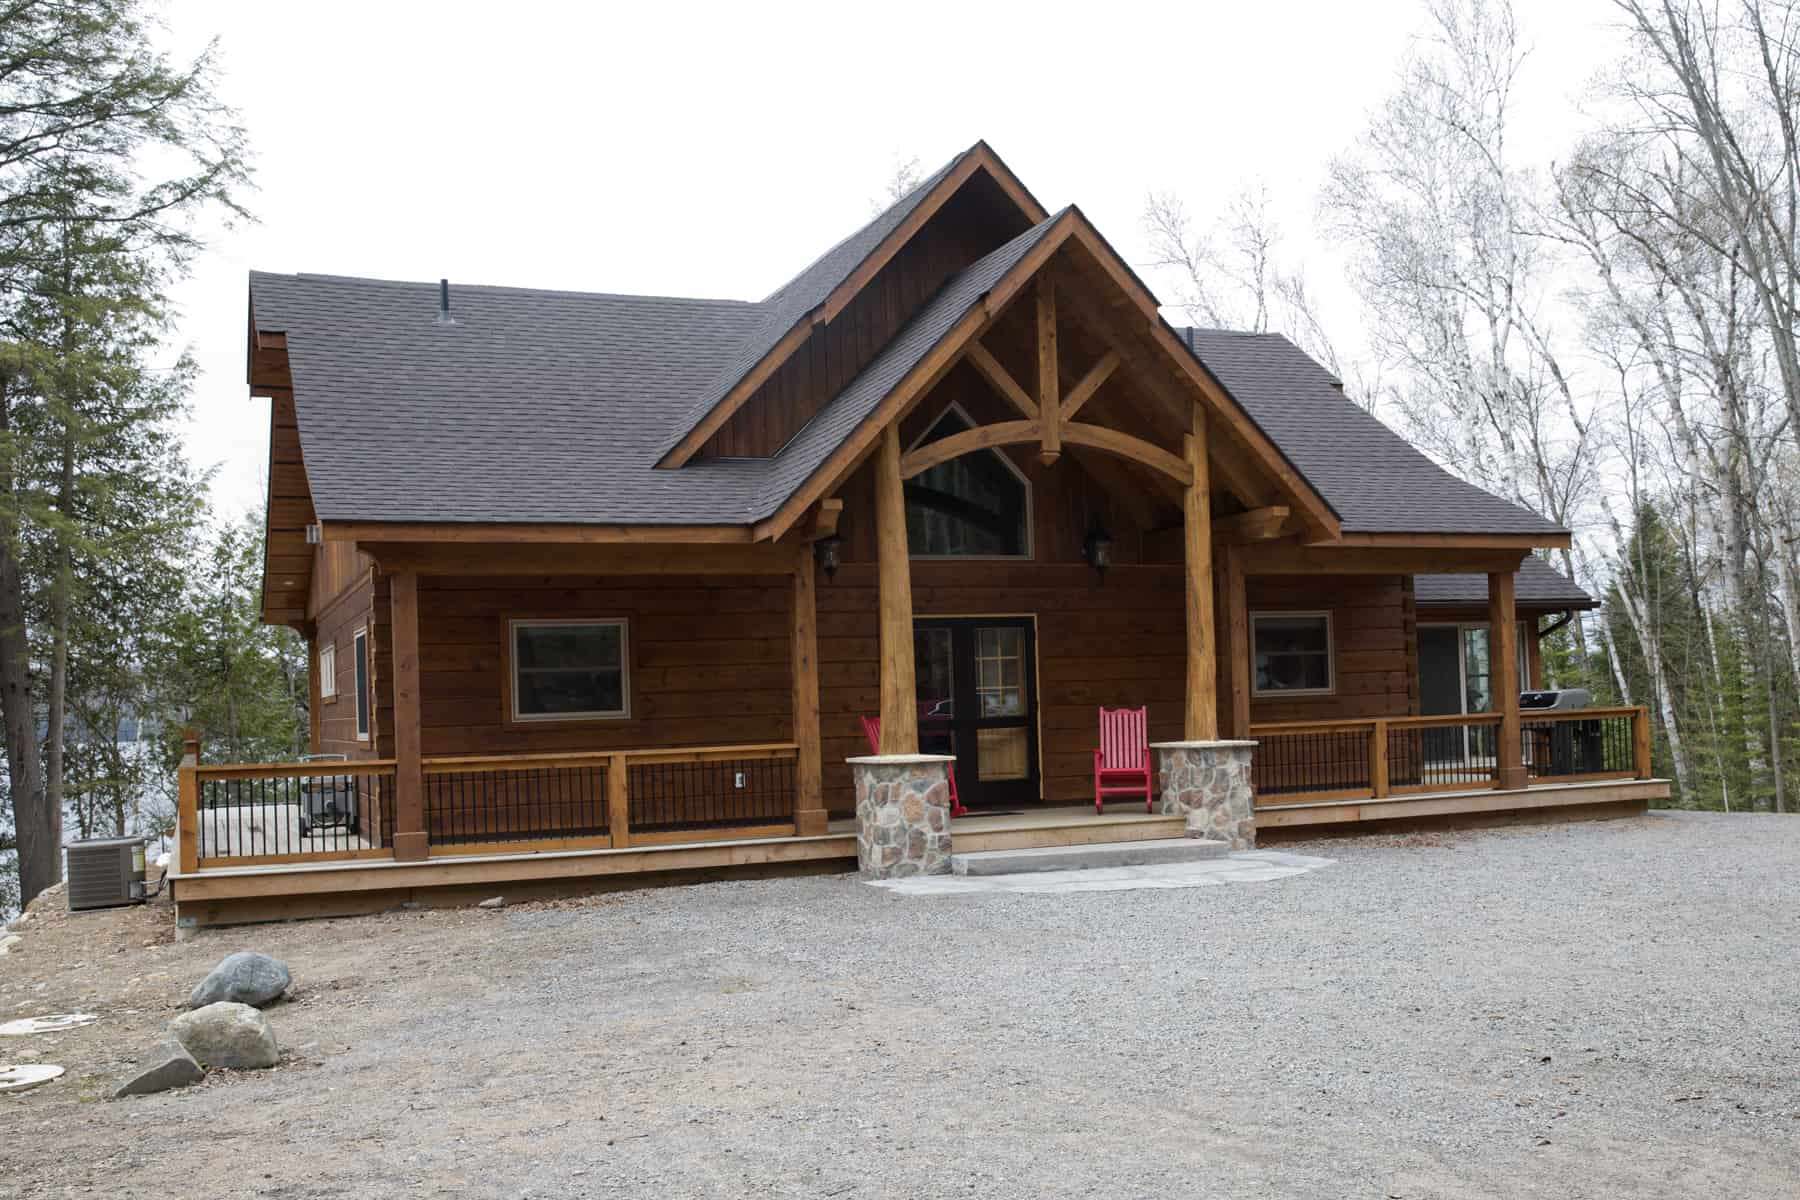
[1093,706,1154,814]
[861,715,968,817]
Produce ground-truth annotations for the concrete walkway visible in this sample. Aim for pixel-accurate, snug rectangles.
[866,848,1335,895]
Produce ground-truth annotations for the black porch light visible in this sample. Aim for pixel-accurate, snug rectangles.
[1082,523,1114,583]
[814,533,843,581]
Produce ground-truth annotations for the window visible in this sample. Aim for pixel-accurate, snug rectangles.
[352,628,370,740]
[1252,612,1333,695]
[318,643,337,700]
[510,620,630,721]
[905,405,1031,558]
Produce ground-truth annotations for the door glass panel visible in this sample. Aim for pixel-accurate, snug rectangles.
[977,727,1030,781]
[913,627,955,757]
[975,627,1025,717]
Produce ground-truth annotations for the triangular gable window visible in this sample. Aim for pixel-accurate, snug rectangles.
[905,405,1032,558]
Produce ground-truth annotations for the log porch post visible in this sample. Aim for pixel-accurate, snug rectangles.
[306,631,322,754]
[1489,569,1526,790]
[1217,541,1250,738]
[791,549,827,836]
[874,423,918,754]
[1184,407,1219,741]
[390,569,428,861]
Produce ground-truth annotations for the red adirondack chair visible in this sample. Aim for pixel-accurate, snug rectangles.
[1093,706,1153,813]
[861,715,968,817]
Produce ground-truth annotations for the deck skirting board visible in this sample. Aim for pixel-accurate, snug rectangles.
[1254,779,1671,828]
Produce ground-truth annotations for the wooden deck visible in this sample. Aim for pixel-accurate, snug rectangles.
[168,776,1666,928]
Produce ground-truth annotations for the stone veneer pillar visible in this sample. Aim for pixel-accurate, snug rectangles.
[1150,740,1259,850]
[847,754,956,879]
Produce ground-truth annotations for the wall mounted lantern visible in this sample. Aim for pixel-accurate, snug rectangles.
[1082,523,1114,584]
[814,534,843,581]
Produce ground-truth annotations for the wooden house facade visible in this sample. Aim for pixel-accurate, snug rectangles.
[170,143,1664,926]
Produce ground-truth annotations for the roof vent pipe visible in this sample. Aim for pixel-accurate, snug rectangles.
[436,278,456,326]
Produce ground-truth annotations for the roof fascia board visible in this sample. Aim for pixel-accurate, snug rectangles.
[658,144,1047,471]
[319,521,755,545]
[1328,531,1574,552]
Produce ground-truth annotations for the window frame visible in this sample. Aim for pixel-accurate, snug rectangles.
[903,402,1035,562]
[1249,610,1336,698]
[352,627,370,740]
[318,642,338,701]
[506,618,633,724]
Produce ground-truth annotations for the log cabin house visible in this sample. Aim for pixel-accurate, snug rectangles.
[170,142,1667,926]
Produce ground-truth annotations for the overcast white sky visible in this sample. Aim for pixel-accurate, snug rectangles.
[162,0,1628,521]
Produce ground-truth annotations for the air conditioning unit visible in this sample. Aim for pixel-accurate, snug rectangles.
[65,836,149,912]
[1519,688,1592,711]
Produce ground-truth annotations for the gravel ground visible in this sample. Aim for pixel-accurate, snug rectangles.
[2,810,1796,1198]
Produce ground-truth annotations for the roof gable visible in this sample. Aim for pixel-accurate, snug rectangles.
[655,142,1047,467]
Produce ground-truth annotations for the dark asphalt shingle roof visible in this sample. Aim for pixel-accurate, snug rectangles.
[250,196,1568,540]
[1415,555,1596,610]
[1177,329,1566,537]
[249,211,1065,526]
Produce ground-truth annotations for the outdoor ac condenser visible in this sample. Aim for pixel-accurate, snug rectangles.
[65,835,149,912]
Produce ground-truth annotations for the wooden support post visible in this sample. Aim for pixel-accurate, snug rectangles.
[1184,408,1219,741]
[177,731,200,875]
[389,570,428,861]
[1218,542,1251,738]
[791,552,827,835]
[1370,719,1390,798]
[608,753,631,847]
[874,423,919,755]
[1037,278,1060,466]
[1489,569,1526,790]
[1632,707,1654,780]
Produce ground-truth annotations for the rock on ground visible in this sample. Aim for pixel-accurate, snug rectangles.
[113,1037,205,1098]
[477,896,505,909]
[168,1002,278,1070]
[189,951,291,1008]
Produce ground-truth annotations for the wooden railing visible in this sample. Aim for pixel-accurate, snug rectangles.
[177,741,801,870]
[422,743,799,855]
[1249,707,1652,806]
[180,758,398,870]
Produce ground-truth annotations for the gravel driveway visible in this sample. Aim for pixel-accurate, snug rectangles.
[3,810,1796,1198]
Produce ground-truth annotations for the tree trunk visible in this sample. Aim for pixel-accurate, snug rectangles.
[0,372,52,901]
[44,412,73,853]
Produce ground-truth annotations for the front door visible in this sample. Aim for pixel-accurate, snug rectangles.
[913,617,1040,809]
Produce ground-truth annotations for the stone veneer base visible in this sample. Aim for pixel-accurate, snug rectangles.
[847,755,956,879]
[1149,740,1258,850]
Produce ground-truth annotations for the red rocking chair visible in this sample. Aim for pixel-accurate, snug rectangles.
[1093,706,1153,813]
[861,715,969,817]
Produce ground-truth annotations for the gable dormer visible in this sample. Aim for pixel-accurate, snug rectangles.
[660,143,1045,464]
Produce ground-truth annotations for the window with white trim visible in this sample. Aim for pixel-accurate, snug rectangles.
[318,642,337,699]
[1251,612,1334,695]
[510,619,630,721]
[352,628,370,739]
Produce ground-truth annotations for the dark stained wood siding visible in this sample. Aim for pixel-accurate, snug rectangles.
[313,568,378,760]
[1245,574,1419,723]
[700,174,1030,459]
[412,575,792,758]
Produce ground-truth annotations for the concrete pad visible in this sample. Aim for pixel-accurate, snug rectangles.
[951,837,1228,876]
[868,850,1335,897]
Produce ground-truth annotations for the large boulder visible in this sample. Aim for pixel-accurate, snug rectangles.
[113,1037,205,1098]
[168,1002,278,1069]
[189,952,290,1009]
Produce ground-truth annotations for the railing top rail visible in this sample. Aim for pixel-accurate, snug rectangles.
[421,742,800,772]
[1252,706,1646,737]
[195,760,397,780]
